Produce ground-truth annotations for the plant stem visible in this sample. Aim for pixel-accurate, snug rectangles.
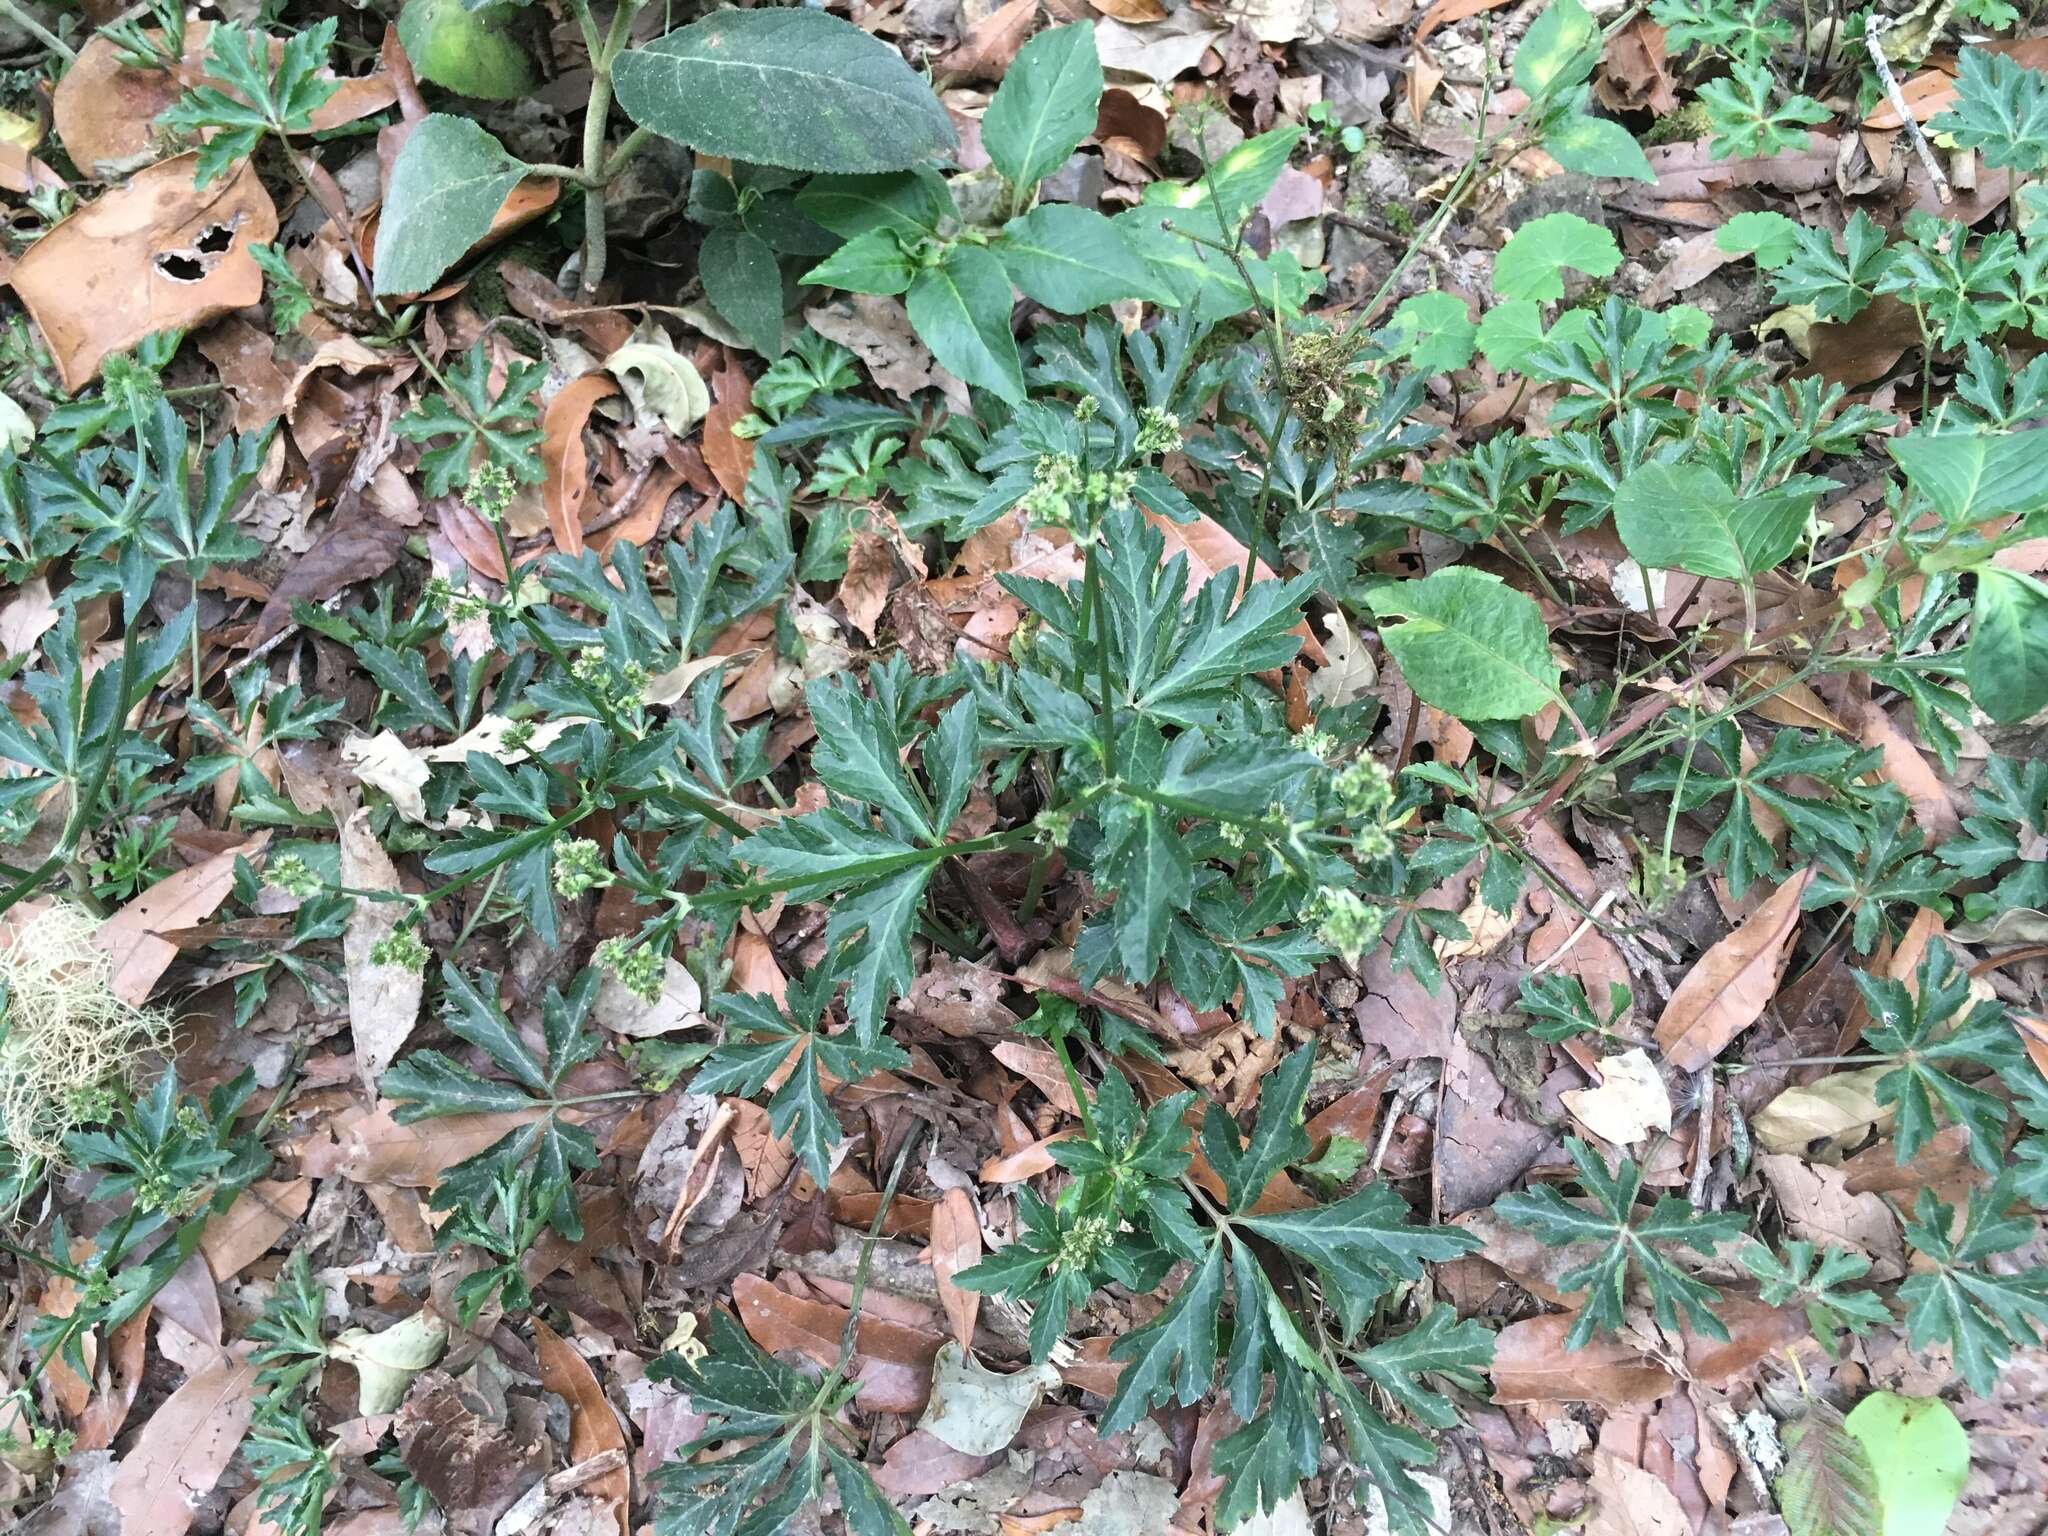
[0,0,74,62]
[572,0,646,295]
[1083,540,1119,779]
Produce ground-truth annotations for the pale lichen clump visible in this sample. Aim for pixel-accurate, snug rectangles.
[0,902,170,1166]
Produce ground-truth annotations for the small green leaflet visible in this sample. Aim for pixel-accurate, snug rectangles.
[698,228,788,358]
[612,9,956,174]
[907,243,1026,405]
[1887,427,2048,527]
[1545,89,1654,182]
[981,21,1102,193]
[1969,568,2048,724]
[1513,0,1600,101]
[1930,48,2048,174]
[373,115,531,296]
[1493,211,1621,302]
[1363,568,1559,722]
[804,230,915,296]
[993,204,1174,311]
[1717,209,1802,268]
[1611,461,1820,580]
[1383,292,1476,376]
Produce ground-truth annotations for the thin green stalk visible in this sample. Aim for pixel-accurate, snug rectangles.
[0,0,74,61]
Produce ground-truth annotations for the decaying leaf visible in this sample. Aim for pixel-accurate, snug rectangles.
[14,154,279,391]
[1655,868,1813,1073]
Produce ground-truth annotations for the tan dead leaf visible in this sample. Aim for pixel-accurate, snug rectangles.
[199,1178,313,1281]
[1853,697,1959,841]
[1654,866,1813,1073]
[15,154,279,392]
[303,1101,546,1187]
[839,530,897,643]
[1755,1152,1902,1278]
[980,1132,1074,1183]
[733,1273,943,1414]
[540,373,620,559]
[806,294,965,409]
[534,1322,629,1536]
[54,27,396,178]
[96,837,266,1006]
[991,1040,1082,1115]
[702,356,756,500]
[942,0,1038,80]
[1489,1315,1674,1408]
[606,331,710,437]
[1561,1049,1673,1146]
[340,807,424,1097]
[1585,1451,1689,1536]
[2015,1012,2048,1083]
[1435,889,1518,962]
[108,1354,260,1536]
[0,575,59,662]
[593,959,705,1037]
[1091,0,1169,20]
[1753,1066,1892,1159]
[928,1188,983,1351]
[1307,609,1376,707]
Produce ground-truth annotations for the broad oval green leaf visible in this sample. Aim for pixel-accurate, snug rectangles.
[802,229,916,297]
[982,21,1102,194]
[994,203,1172,311]
[698,227,788,358]
[1363,568,1559,722]
[1513,0,1600,101]
[1888,426,2048,527]
[372,114,530,297]
[612,9,956,173]
[1493,211,1620,302]
[1843,1392,1968,1536]
[1969,567,2048,724]
[397,0,535,100]
[906,243,1025,405]
[1612,461,1818,580]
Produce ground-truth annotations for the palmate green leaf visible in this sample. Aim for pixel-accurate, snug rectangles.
[1898,1174,2048,1396]
[1204,1043,1315,1211]
[700,228,788,359]
[1100,1240,1225,1434]
[1931,48,2048,174]
[1494,1138,1747,1348]
[1383,292,1476,376]
[1475,297,1547,371]
[158,18,341,185]
[1969,567,2048,724]
[1699,62,1830,158]
[1353,1308,1495,1428]
[1742,1241,1891,1340]
[372,114,530,297]
[1857,940,2023,1170]
[907,243,1026,405]
[1717,209,1803,267]
[612,8,956,174]
[993,204,1173,311]
[394,343,545,496]
[1771,210,1892,322]
[1212,1359,1320,1529]
[1240,1183,1483,1319]
[1611,461,1819,580]
[1492,211,1621,302]
[805,674,935,843]
[1363,568,1559,722]
[981,20,1102,193]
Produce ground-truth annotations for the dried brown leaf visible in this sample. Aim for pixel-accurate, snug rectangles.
[1654,866,1813,1073]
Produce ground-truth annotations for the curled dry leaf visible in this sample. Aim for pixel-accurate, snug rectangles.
[732,1272,943,1414]
[917,1341,1060,1456]
[533,1322,630,1536]
[540,373,622,559]
[1654,866,1813,1073]
[928,1187,983,1351]
[13,154,279,392]
[1752,1065,1892,1159]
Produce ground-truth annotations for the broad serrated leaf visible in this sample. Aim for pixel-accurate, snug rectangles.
[981,21,1102,193]
[1363,568,1559,721]
[906,243,1025,405]
[613,9,956,173]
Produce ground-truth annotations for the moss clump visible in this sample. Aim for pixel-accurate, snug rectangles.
[0,902,169,1167]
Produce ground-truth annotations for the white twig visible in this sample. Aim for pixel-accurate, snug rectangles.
[1868,17,1953,205]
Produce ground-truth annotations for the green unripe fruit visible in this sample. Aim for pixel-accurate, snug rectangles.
[397,0,536,101]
